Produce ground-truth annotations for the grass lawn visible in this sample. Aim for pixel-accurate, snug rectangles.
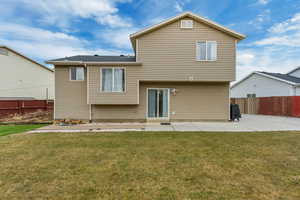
[0,124,46,137]
[0,132,300,200]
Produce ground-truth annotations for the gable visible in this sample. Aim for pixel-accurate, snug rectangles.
[137,16,237,43]
[130,12,245,50]
[0,46,53,73]
[288,67,300,78]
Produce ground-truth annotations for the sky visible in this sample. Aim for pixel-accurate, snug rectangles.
[1,0,300,81]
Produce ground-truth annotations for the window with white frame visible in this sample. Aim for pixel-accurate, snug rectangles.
[181,20,193,28]
[196,41,217,61]
[70,67,84,81]
[101,68,125,92]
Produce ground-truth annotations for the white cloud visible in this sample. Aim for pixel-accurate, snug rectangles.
[248,9,271,29]
[268,13,300,34]
[255,12,300,46]
[236,12,300,82]
[0,22,126,61]
[257,0,270,5]
[236,47,300,83]
[99,28,138,49]
[5,0,132,28]
[175,2,183,12]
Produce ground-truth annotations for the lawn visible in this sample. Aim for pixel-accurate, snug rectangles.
[0,124,46,137]
[0,132,300,200]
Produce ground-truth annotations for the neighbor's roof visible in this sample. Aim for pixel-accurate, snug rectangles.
[130,12,246,50]
[0,45,53,72]
[46,55,142,66]
[260,72,300,84]
[231,71,300,89]
[287,66,300,75]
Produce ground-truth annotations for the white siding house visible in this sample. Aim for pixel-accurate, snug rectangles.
[231,68,300,98]
[0,46,54,100]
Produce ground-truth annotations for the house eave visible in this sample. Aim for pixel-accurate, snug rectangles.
[46,61,143,66]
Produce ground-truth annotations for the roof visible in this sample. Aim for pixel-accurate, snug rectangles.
[260,72,300,84]
[0,45,53,72]
[130,12,246,50]
[46,55,142,66]
[287,66,300,75]
[48,55,136,62]
[231,71,300,89]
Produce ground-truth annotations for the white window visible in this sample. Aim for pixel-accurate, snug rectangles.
[196,41,217,61]
[70,67,84,81]
[101,68,125,92]
[181,20,193,29]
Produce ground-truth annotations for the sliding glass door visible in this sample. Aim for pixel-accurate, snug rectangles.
[147,89,169,118]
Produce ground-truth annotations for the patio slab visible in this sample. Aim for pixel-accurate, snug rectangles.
[28,114,300,133]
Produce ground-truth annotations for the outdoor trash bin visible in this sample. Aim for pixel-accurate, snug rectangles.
[230,104,241,121]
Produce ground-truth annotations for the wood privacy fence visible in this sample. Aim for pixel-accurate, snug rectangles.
[231,96,300,117]
[0,100,53,119]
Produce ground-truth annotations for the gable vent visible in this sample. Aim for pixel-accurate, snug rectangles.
[181,20,193,29]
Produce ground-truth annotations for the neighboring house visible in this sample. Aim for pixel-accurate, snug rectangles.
[231,67,300,98]
[47,12,245,122]
[0,46,54,100]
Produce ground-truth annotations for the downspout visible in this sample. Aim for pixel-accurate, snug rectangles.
[85,63,92,123]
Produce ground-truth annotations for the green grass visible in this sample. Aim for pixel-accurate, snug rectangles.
[0,125,46,137]
[0,132,300,200]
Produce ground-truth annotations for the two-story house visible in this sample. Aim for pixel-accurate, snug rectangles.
[47,12,245,122]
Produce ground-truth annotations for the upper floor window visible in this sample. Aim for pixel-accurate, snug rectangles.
[196,41,217,61]
[181,20,193,29]
[101,68,125,92]
[70,67,84,81]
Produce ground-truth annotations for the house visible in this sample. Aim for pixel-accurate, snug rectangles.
[47,12,245,122]
[0,46,54,100]
[231,67,300,98]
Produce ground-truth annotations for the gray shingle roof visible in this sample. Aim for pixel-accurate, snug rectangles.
[49,55,136,62]
[260,72,300,84]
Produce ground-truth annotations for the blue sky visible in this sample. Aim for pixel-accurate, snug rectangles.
[1,0,299,81]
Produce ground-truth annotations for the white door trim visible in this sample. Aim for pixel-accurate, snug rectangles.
[146,88,170,120]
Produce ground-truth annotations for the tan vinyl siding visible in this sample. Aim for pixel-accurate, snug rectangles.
[54,16,235,120]
[54,66,89,120]
[137,17,236,81]
[91,82,229,121]
[87,18,236,105]
[88,66,141,104]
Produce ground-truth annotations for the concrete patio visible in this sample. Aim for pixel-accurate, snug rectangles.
[28,114,300,133]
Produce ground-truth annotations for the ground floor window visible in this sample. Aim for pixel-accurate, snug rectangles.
[101,68,125,92]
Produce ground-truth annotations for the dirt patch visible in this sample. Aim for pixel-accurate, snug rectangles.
[0,110,53,124]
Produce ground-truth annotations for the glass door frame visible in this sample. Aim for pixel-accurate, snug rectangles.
[146,88,170,120]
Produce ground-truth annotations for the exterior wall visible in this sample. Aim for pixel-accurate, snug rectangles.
[137,17,236,82]
[87,17,236,105]
[91,82,229,121]
[289,69,300,78]
[88,66,141,104]
[296,87,300,96]
[0,49,54,99]
[231,73,295,98]
[54,66,89,120]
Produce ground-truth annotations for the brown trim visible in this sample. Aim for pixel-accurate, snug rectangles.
[0,46,53,72]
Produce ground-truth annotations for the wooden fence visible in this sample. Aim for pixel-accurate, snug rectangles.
[231,96,300,117]
[0,100,53,119]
